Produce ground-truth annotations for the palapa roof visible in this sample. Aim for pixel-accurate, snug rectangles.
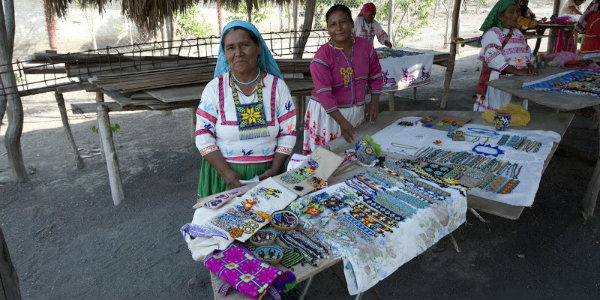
[44,0,291,32]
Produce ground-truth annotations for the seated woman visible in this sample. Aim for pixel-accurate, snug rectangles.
[303,4,383,154]
[195,20,297,197]
[577,0,600,58]
[517,0,538,32]
[474,0,538,112]
[353,2,393,48]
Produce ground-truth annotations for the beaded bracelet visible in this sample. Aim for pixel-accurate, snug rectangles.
[384,189,430,209]
[349,208,392,235]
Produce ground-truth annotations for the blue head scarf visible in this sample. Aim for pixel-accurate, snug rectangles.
[213,20,283,79]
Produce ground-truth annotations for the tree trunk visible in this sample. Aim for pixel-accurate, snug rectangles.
[0,226,22,300]
[0,0,27,183]
[246,0,252,23]
[43,1,57,49]
[217,0,223,34]
[293,0,316,59]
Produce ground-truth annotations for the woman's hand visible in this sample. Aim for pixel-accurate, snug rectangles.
[258,168,278,181]
[223,169,242,189]
[527,63,538,75]
[365,95,380,123]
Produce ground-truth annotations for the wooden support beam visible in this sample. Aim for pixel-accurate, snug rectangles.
[440,0,462,109]
[54,91,83,169]
[95,91,125,206]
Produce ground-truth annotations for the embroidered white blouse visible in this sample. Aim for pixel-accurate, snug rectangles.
[353,16,390,46]
[478,27,534,72]
[195,72,297,165]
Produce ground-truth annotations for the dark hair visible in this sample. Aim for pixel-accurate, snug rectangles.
[222,26,260,46]
[325,4,353,25]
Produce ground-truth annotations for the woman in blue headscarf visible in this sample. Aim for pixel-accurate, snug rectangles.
[195,21,297,197]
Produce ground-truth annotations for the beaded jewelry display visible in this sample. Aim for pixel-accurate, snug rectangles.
[353,202,399,227]
[278,157,319,184]
[477,175,520,194]
[466,127,500,137]
[363,198,406,222]
[472,143,504,157]
[497,134,510,146]
[371,194,416,219]
[349,208,392,235]
[356,174,387,192]
[321,196,349,212]
[345,177,377,196]
[339,213,376,240]
[384,190,430,209]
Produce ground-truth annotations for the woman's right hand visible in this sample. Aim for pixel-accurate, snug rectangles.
[223,169,242,189]
[339,117,355,143]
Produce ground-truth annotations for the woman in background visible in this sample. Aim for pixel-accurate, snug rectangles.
[353,2,393,48]
[474,0,537,112]
[304,4,383,154]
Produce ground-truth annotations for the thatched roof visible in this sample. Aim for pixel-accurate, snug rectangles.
[44,0,291,32]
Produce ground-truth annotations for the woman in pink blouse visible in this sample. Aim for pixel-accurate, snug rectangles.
[303,4,383,154]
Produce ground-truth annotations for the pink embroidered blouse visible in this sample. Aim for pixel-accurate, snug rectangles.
[310,37,383,114]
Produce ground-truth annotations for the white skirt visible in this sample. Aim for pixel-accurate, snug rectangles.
[302,98,365,154]
[474,71,527,112]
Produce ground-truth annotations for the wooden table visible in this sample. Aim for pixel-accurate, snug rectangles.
[530,23,576,55]
[208,110,572,300]
[487,68,599,216]
[325,110,573,220]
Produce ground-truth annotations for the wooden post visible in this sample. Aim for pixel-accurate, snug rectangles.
[440,0,461,109]
[295,95,305,129]
[191,108,196,143]
[388,93,395,112]
[547,0,561,54]
[95,91,125,205]
[54,91,83,169]
[0,226,22,300]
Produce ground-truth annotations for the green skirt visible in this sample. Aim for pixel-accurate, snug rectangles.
[197,159,272,197]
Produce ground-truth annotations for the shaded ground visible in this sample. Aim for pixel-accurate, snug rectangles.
[1,48,600,299]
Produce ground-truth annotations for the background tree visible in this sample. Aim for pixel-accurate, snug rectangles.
[0,0,27,183]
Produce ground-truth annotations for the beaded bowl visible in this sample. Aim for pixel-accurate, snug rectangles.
[270,210,299,231]
[254,245,284,265]
[250,230,277,247]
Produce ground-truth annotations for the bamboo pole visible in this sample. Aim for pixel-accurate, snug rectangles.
[95,91,125,205]
[54,91,83,169]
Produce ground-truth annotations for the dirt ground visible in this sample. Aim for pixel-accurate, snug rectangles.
[2,2,600,299]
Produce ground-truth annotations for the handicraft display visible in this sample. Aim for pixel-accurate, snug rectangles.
[521,69,600,98]
[420,113,471,132]
[274,147,343,196]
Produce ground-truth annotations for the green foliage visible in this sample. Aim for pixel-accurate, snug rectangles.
[175,5,213,38]
[376,0,436,45]
[582,211,595,225]
[14,73,21,84]
[90,123,120,133]
[224,2,273,24]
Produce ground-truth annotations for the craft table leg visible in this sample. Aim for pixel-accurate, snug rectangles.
[469,207,487,223]
[298,275,314,300]
[449,233,460,253]
[54,91,83,169]
[388,92,394,112]
[96,92,125,206]
[413,87,417,100]
[354,292,363,300]
[582,117,600,216]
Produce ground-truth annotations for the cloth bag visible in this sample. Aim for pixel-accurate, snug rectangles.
[204,242,283,299]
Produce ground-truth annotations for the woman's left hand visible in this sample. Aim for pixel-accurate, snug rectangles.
[365,96,380,123]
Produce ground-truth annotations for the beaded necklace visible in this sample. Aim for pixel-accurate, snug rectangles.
[231,73,270,140]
